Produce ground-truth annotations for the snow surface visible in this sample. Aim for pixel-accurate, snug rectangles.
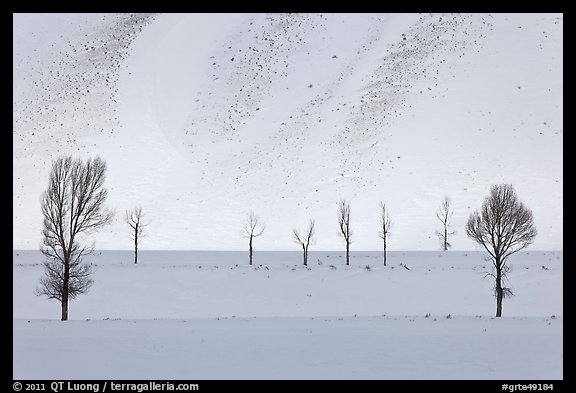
[13,250,562,379]
[13,250,562,319]
[13,316,562,380]
[13,13,563,251]
[13,13,563,380]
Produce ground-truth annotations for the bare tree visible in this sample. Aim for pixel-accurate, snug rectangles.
[293,219,316,266]
[337,199,352,266]
[125,206,146,265]
[241,212,265,265]
[35,156,113,320]
[378,202,392,266]
[466,184,537,317]
[436,196,455,251]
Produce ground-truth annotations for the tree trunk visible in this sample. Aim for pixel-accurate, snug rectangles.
[61,282,69,321]
[61,297,68,321]
[495,261,503,317]
[62,259,70,321]
[134,223,138,264]
[383,238,387,266]
[303,244,307,266]
[249,236,253,265]
[346,242,350,266]
[443,227,448,251]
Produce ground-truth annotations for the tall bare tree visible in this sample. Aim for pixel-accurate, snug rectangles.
[241,212,265,265]
[466,184,537,317]
[35,156,113,320]
[293,219,315,266]
[337,199,352,266]
[378,202,392,266]
[125,206,146,265]
[436,196,455,251]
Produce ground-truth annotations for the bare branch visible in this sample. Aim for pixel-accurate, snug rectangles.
[306,219,316,246]
[436,196,455,250]
[241,211,265,239]
[293,219,315,247]
[337,199,352,242]
[378,201,392,266]
[292,228,304,246]
[125,206,147,264]
[292,219,315,266]
[337,199,352,265]
[378,201,392,240]
[241,212,265,265]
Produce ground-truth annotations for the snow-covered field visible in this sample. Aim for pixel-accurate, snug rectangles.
[13,316,562,380]
[13,250,563,379]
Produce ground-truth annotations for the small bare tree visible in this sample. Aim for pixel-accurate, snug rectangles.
[293,219,315,266]
[466,184,537,317]
[378,202,392,266]
[337,199,352,266]
[436,196,455,251]
[125,206,146,265]
[241,212,265,265]
[36,156,113,320]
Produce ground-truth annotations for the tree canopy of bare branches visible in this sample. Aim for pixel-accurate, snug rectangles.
[293,219,315,266]
[241,212,265,265]
[436,196,455,251]
[337,199,352,266]
[35,156,113,320]
[125,206,147,265]
[378,202,392,266]
[466,184,537,317]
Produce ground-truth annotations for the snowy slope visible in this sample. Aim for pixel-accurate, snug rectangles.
[13,13,563,251]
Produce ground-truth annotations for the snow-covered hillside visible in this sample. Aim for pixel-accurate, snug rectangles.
[13,13,563,251]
